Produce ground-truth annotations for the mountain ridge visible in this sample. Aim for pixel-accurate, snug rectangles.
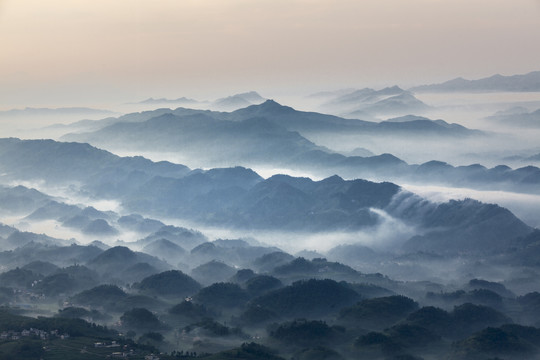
[410,70,540,93]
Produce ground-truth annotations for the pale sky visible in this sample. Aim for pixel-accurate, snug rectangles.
[1,0,540,108]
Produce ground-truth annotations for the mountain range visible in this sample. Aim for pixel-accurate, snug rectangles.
[0,107,116,119]
[310,86,430,117]
[410,70,540,93]
[54,101,540,193]
[135,91,266,111]
[211,91,266,111]
[0,139,534,255]
[486,107,540,128]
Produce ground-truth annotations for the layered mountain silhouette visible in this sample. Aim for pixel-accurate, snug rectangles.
[49,99,538,193]
[486,107,540,128]
[211,91,266,111]
[315,86,430,117]
[410,70,540,93]
[0,138,533,254]
[0,107,116,119]
[136,96,200,105]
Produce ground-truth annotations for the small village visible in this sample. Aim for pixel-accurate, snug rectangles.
[0,327,69,341]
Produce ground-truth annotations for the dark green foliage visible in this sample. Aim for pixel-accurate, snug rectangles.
[270,319,334,346]
[354,331,403,356]
[345,282,395,299]
[355,325,439,356]
[385,324,441,348]
[466,278,515,298]
[134,270,201,297]
[142,332,163,341]
[191,260,237,285]
[56,307,108,321]
[239,305,280,326]
[21,260,59,276]
[500,324,540,345]
[356,331,392,346]
[245,275,283,297]
[451,327,537,359]
[0,242,103,269]
[405,306,452,335]
[293,346,345,360]
[403,199,532,254]
[426,289,466,302]
[517,291,540,308]
[271,257,358,282]
[68,284,161,312]
[405,303,512,339]
[251,279,360,318]
[466,289,503,308]
[451,303,512,335]
[230,268,256,283]
[516,292,540,326]
[0,287,15,304]
[184,319,244,337]
[252,251,295,273]
[138,331,164,346]
[70,284,127,308]
[120,307,162,329]
[272,257,318,275]
[0,309,115,337]
[58,264,100,284]
[0,340,44,360]
[117,294,165,312]
[339,295,418,329]
[119,262,160,284]
[33,272,79,296]
[388,355,424,360]
[0,268,42,289]
[426,288,503,308]
[169,300,209,320]
[200,342,285,359]
[194,282,249,309]
[87,245,170,281]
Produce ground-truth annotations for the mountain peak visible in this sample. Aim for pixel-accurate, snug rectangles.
[260,99,282,107]
[234,99,295,115]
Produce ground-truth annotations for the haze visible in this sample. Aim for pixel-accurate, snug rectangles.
[1,0,540,108]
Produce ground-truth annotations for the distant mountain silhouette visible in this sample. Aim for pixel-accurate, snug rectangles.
[211,91,266,111]
[0,107,116,119]
[137,96,199,105]
[410,71,540,92]
[486,107,540,128]
[316,86,430,116]
[57,102,508,192]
